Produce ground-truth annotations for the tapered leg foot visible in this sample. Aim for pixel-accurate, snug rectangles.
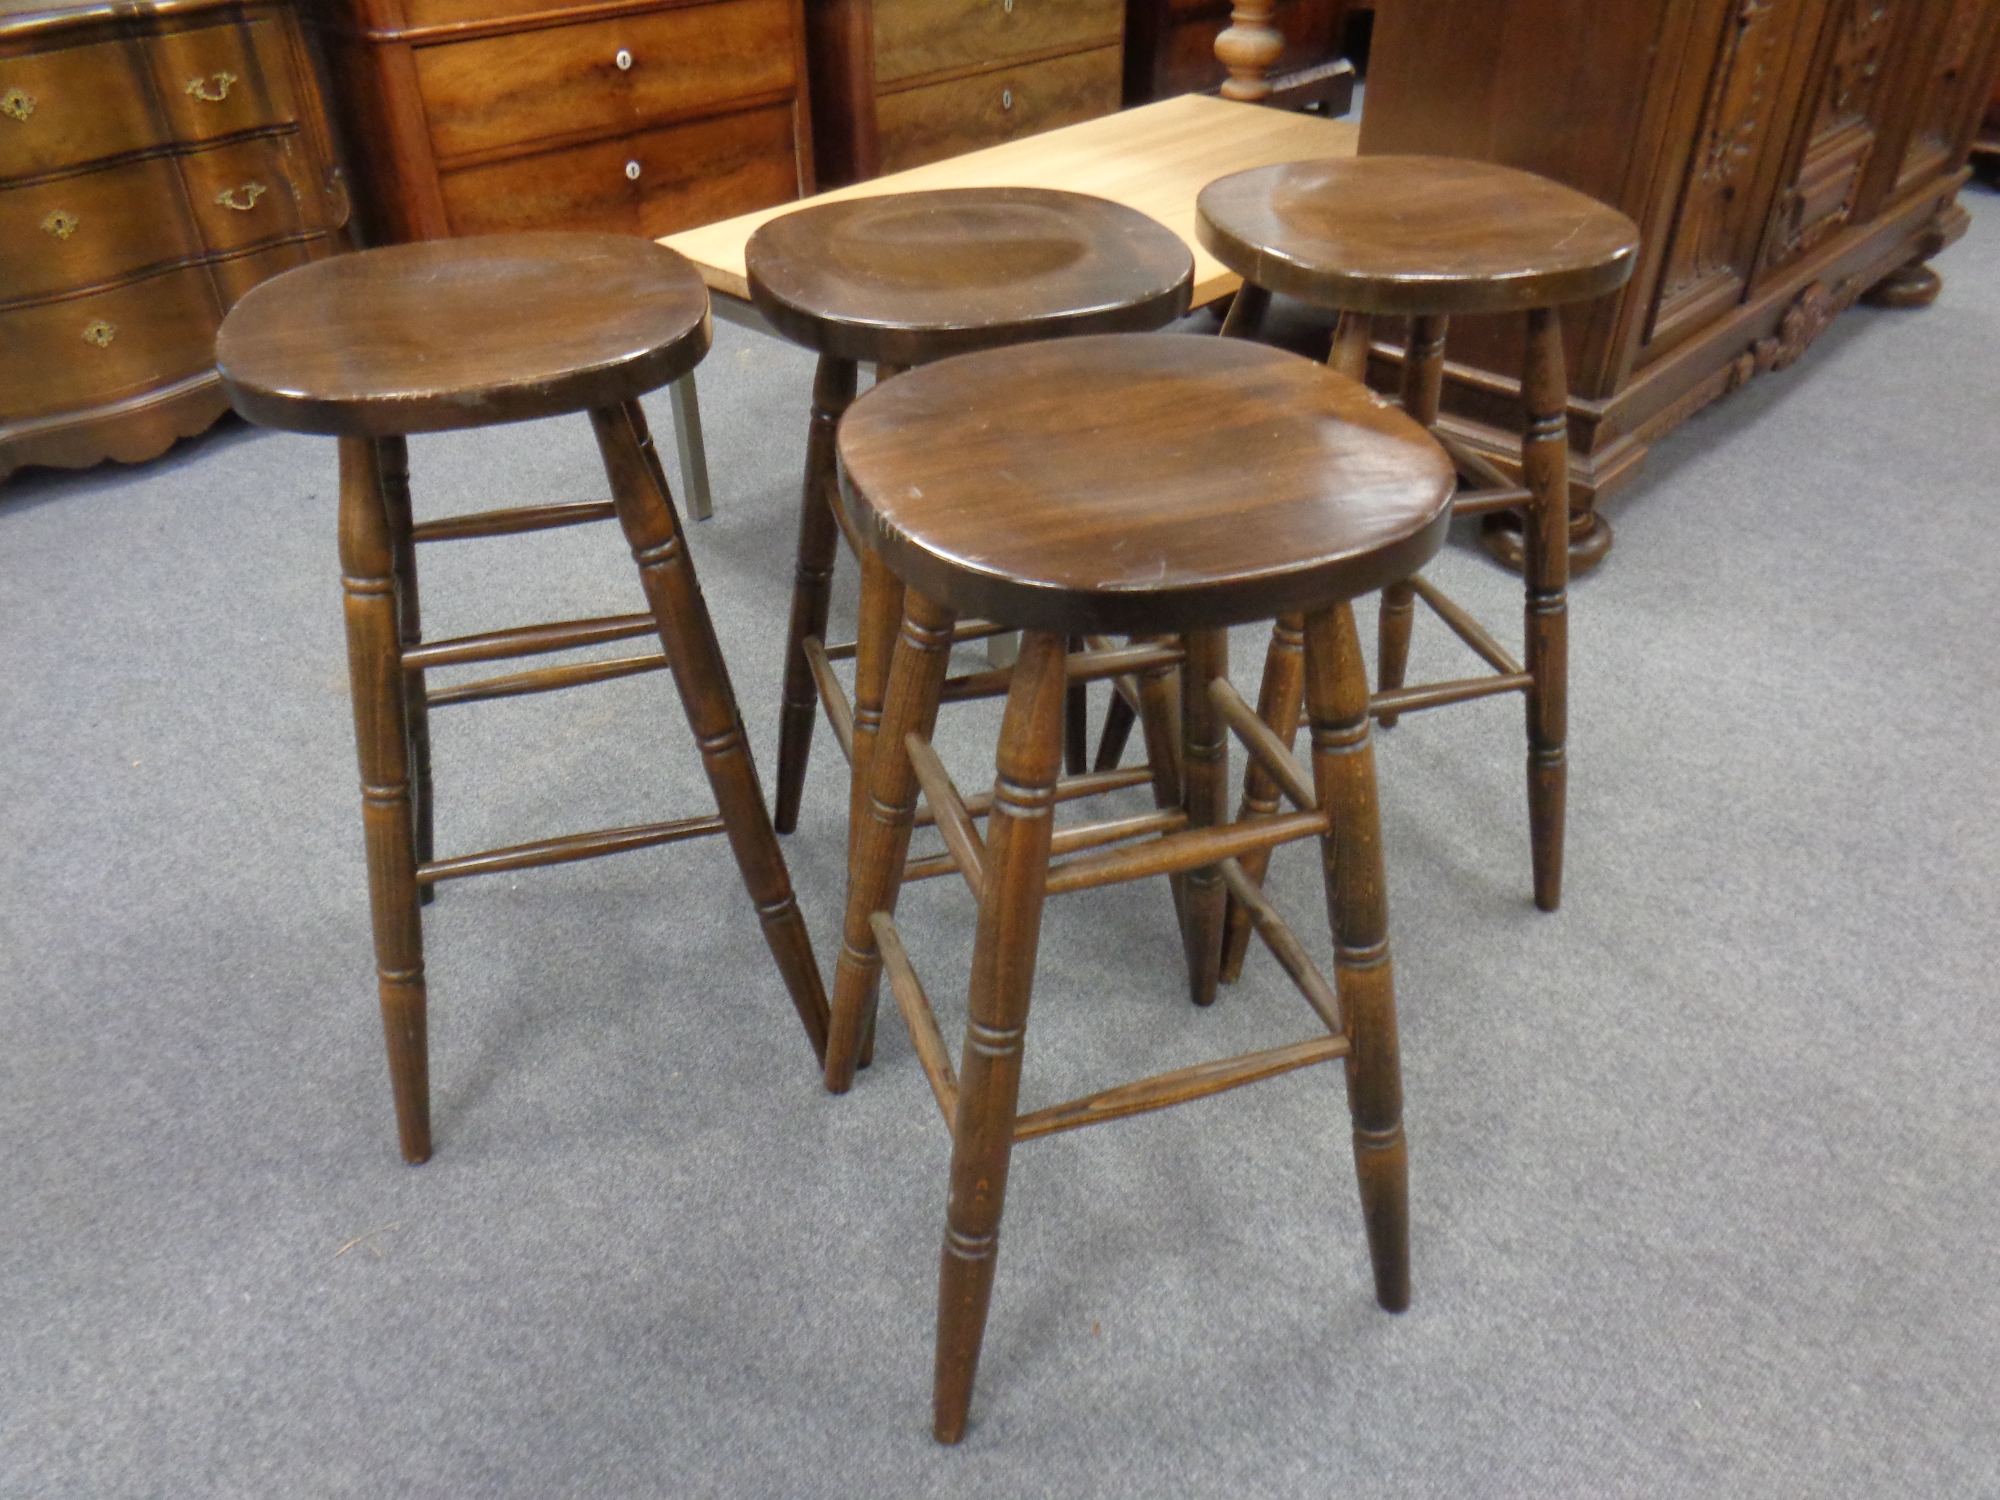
[825,587,957,1092]
[338,436,433,1163]
[1304,602,1409,1312]
[774,356,857,833]
[1519,307,1571,913]
[592,400,831,1062]
[933,630,1067,1444]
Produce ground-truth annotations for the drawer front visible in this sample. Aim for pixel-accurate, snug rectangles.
[0,264,219,422]
[415,0,798,164]
[877,44,1120,173]
[147,20,299,144]
[0,38,166,178]
[207,237,329,314]
[178,133,324,255]
[439,102,799,237]
[0,157,200,304]
[874,0,1121,86]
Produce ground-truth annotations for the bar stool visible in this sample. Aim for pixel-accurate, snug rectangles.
[215,233,829,1164]
[832,333,1457,1441]
[1196,157,1639,924]
[746,188,1195,839]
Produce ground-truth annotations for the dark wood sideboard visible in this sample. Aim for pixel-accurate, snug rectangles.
[311,0,815,242]
[806,0,1125,186]
[1,0,348,481]
[1358,0,2000,566]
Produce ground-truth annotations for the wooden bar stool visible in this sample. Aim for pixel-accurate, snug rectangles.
[832,333,1456,1442]
[215,233,829,1164]
[745,188,1195,840]
[1196,157,1639,922]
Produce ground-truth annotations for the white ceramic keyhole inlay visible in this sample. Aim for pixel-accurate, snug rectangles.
[1002,87,1013,108]
[625,159,641,180]
[1003,0,1013,13]
[615,48,632,69]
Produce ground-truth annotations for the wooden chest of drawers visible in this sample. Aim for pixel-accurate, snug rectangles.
[807,0,1124,184]
[0,0,348,481]
[315,0,815,243]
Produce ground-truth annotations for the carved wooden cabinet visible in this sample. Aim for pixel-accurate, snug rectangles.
[1359,0,2000,560]
[1,0,347,480]
[806,0,1124,185]
[313,0,815,242]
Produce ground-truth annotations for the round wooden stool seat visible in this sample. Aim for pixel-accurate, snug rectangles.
[837,333,1457,633]
[1196,156,1640,316]
[216,232,712,437]
[746,188,1195,365]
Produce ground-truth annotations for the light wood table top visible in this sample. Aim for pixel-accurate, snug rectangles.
[661,94,1358,313]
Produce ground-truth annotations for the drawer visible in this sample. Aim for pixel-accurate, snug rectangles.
[873,0,1121,87]
[0,263,220,422]
[877,44,1120,174]
[147,20,298,144]
[438,101,799,237]
[0,156,201,304]
[0,37,165,178]
[207,237,331,314]
[178,133,325,255]
[415,0,798,164]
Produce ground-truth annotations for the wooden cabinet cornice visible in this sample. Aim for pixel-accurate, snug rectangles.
[1357,0,2000,558]
[313,0,816,242]
[1,0,348,480]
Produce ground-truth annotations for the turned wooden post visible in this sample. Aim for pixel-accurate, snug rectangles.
[1519,307,1569,912]
[1214,0,1283,102]
[1376,313,1449,727]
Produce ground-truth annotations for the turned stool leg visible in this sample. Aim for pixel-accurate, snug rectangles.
[1180,627,1229,1006]
[590,400,831,1062]
[1520,307,1569,913]
[1304,602,1409,1311]
[1219,612,1304,983]
[338,435,431,1164]
[1064,637,1089,775]
[1376,313,1447,728]
[377,435,436,905]
[934,629,1068,1444]
[825,587,957,1092]
[774,355,858,833]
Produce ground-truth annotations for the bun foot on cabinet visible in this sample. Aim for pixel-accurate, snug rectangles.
[1477,505,1614,577]
[1861,263,1943,309]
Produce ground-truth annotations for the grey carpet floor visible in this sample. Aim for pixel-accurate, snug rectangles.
[5,187,1999,1499]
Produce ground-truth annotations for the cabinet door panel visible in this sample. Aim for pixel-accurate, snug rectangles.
[876,44,1120,172]
[1647,0,1821,351]
[0,264,219,421]
[148,20,298,142]
[414,0,797,163]
[0,157,200,303]
[873,0,1121,86]
[438,101,799,236]
[0,38,164,178]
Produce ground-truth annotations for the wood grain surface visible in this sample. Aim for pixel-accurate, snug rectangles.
[662,92,1357,305]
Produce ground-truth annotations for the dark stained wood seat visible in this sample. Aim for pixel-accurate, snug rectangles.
[744,187,1195,837]
[1196,156,1639,922]
[216,232,829,1165]
[829,332,1456,1443]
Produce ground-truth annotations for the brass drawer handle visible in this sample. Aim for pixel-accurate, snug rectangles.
[184,70,237,103]
[42,208,80,239]
[82,320,117,348]
[1,86,34,121]
[215,181,267,211]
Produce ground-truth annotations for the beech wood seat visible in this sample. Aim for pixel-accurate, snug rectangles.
[745,187,1195,838]
[217,233,829,1164]
[1196,156,1640,920]
[830,332,1456,1442]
